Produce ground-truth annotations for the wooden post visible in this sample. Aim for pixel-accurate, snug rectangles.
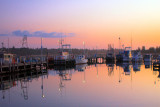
[9,58,11,72]
[35,58,37,70]
[24,58,26,70]
[30,57,32,69]
[96,58,98,63]
[47,54,48,68]
[13,63,14,72]
[17,58,19,70]
[0,58,2,72]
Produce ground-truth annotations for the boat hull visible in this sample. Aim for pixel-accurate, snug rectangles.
[76,59,88,65]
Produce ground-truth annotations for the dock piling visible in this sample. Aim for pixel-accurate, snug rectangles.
[0,58,2,72]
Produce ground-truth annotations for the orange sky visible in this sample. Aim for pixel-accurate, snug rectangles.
[0,0,160,49]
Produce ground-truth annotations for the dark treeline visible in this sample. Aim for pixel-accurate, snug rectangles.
[0,47,108,57]
[1,46,160,57]
[138,46,160,56]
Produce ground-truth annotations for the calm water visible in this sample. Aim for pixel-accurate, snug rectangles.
[1,62,160,107]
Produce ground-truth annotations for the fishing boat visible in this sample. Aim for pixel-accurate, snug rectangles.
[143,54,152,62]
[116,53,123,62]
[116,47,132,62]
[106,44,115,63]
[132,51,143,62]
[53,44,75,66]
[106,53,115,62]
[75,55,88,64]
[75,42,88,65]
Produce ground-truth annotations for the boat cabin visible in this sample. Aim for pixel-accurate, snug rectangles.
[76,55,85,60]
[0,52,15,64]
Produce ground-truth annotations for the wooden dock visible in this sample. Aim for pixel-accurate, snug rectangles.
[0,55,48,74]
[87,53,106,64]
[0,62,47,73]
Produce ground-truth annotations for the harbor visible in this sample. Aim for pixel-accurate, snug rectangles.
[1,47,160,74]
[1,0,160,106]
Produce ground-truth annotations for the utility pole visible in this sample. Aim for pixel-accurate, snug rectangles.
[8,38,9,53]
[1,42,4,51]
[41,37,43,62]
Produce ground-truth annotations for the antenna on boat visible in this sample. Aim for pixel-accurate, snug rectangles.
[131,32,132,51]
[119,37,121,53]
[59,33,64,51]
[83,41,85,55]
[1,42,4,50]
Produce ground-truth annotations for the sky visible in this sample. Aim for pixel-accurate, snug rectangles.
[0,0,160,49]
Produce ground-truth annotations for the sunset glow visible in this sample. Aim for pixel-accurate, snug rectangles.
[1,0,160,49]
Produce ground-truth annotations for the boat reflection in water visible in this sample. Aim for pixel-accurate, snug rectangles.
[116,62,131,75]
[133,62,142,72]
[144,61,152,69]
[106,63,114,76]
[75,64,87,72]
[122,63,131,75]
[0,70,48,101]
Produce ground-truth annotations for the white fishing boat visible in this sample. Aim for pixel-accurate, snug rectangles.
[144,54,152,62]
[75,55,88,64]
[75,42,88,65]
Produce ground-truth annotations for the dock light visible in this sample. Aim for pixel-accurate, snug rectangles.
[83,41,85,45]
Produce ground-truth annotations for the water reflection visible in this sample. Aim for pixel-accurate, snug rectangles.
[0,70,48,101]
[75,64,87,72]
[116,63,131,75]
[133,62,141,72]
[106,63,114,76]
[144,61,152,69]
[1,63,160,106]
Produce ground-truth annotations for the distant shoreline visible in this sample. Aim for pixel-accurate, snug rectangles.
[0,47,160,57]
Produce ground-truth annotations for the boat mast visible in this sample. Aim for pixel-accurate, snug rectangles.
[83,41,85,55]
[119,37,121,53]
[8,37,9,53]
[41,37,43,62]
[131,32,132,51]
